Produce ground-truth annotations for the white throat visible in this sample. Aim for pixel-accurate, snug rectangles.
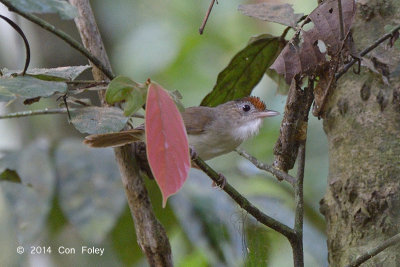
[232,118,263,141]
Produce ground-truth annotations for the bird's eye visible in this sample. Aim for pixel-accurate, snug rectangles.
[242,104,251,112]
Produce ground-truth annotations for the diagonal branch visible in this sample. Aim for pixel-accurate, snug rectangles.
[235,148,296,186]
[0,0,114,80]
[345,232,400,267]
[191,155,297,240]
[199,0,217,34]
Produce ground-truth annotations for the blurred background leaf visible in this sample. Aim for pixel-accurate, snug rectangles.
[55,139,126,244]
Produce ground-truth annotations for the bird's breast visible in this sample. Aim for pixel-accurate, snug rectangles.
[187,131,242,160]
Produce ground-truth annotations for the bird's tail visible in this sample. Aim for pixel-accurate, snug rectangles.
[83,129,144,148]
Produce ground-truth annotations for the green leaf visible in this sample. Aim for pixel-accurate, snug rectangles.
[105,75,147,116]
[8,0,78,20]
[70,106,129,134]
[0,87,16,103]
[123,88,146,116]
[266,68,290,95]
[201,35,284,107]
[1,66,91,81]
[0,76,67,99]
[55,139,126,243]
[106,76,138,103]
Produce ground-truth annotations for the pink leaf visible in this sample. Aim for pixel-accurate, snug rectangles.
[145,82,190,207]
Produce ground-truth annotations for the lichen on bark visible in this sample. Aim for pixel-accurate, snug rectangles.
[320,0,400,265]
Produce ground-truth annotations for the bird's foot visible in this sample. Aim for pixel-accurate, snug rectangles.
[212,173,226,189]
[189,146,198,160]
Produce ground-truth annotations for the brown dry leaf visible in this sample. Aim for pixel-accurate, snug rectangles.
[238,3,303,28]
[270,0,356,84]
[313,62,338,116]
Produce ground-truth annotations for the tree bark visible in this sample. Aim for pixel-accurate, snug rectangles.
[69,1,173,266]
[320,0,400,266]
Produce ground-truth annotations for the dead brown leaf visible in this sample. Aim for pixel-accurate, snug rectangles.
[238,2,303,28]
[270,0,356,84]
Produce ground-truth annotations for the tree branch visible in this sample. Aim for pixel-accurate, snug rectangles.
[0,108,144,120]
[337,0,345,40]
[199,0,217,34]
[191,155,297,240]
[292,142,306,267]
[0,108,70,119]
[345,232,400,267]
[0,15,30,75]
[0,0,114,80]
[336,24,400,80]
[68,0,172,265]
[235,148,296,186]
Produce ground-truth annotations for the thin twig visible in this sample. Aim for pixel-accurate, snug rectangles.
[199,0,217,34]
[0,108,70,119]
[0,0,115,80]
[345,232,400,267]
[67,80,109,85]
[235,148,296,186]
[337,0,345,40]
[192,155,297,240]
[292,142,306,267]
[336,24,400,80]
[280,14,308,40]
[0,108,144,119]
[0,15,30,75]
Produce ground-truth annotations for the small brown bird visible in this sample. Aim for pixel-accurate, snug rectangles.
[84,96,279,160]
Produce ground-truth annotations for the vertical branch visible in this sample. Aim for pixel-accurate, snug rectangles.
[289,79,312,267]
[337,0,345,40]
[68,0,172,265]
[292,142,306,267]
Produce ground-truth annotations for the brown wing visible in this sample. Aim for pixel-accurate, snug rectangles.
[181,106,215,135]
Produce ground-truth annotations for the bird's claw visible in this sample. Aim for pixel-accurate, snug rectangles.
[190,146,198,160]
[212,173,226,189]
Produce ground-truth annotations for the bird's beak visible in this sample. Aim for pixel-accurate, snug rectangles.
[257,109,280,118]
